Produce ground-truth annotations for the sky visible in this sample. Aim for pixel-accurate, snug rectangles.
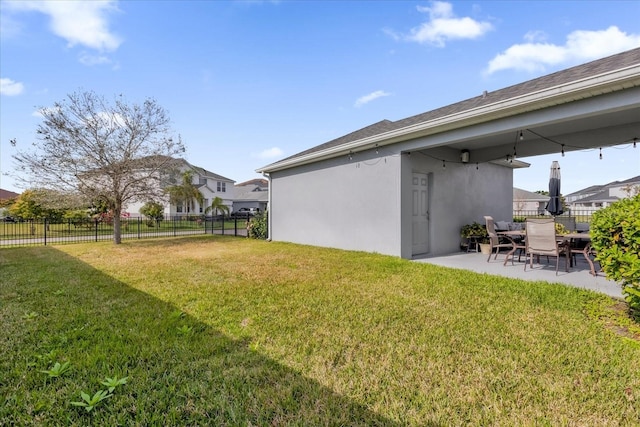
[1,0,639,196]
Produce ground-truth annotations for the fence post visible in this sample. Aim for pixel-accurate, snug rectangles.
[44,218,47,246]
[234,217,238,236]
[173,217,177,237]
[95,219,99,242]
[138,217,141,239]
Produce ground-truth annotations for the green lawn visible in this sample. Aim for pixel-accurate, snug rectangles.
[1,236,639,425]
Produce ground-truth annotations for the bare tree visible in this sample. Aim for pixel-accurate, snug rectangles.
[12,90,185,243]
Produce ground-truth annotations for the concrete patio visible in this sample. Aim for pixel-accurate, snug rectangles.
[415,250,623,299]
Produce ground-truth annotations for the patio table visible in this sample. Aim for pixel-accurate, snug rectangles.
[496,230,526,266]
[559,233,597,276]
[497,231,597,276]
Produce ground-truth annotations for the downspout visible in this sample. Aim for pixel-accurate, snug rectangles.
[262,172,272,241]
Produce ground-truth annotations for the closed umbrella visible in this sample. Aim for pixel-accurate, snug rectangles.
[545,161,563,216]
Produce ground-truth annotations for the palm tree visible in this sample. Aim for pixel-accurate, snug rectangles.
[205,196,230,218]
[165,171,203,216]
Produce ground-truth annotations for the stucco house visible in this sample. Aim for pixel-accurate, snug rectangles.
[233,179,269,213]
[512,188,549,215]
[258,48,640,259]
[566,175,640,213]
[126,159,235,218]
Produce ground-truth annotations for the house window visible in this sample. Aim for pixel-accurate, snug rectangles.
[217,182,226,192]
[177,203,183,213]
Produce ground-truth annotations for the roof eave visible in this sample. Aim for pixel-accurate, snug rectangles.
[257,64,640,174]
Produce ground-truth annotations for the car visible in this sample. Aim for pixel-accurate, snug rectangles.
[2,216,16,223]
[230,208,258,218]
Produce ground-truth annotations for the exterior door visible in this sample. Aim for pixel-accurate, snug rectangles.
[412,172,430,255]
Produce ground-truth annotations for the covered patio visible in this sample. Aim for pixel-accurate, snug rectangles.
[259,48,640,260]
[416,251,622,298]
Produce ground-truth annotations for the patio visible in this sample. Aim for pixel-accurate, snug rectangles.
[415,251,622,299]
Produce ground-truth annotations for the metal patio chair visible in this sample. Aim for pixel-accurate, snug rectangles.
[524,218,567,275]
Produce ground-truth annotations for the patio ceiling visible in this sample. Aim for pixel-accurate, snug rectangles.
[417,87,640,167]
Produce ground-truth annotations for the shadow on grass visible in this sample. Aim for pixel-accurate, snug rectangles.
[0,246,408,426]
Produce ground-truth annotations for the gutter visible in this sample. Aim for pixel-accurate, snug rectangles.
[262,172,272,241]
[257,64,640,174]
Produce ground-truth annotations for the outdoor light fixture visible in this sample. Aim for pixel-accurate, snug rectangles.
[460,149,470,163]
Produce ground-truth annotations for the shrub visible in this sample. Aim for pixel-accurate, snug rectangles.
[247,211,268,240]
[460,222,487,239]
[590,195,640,319]
[139,201,164,227]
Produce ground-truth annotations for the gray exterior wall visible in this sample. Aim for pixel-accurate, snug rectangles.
[400,153,513,258]
[270,148,402,256]
[269,142,513,259]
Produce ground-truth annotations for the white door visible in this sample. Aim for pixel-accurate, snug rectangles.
[412,172,429,255]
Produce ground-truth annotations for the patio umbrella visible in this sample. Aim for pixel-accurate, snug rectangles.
[545,161,563,216]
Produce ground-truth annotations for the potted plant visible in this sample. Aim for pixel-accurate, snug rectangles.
[460,222,489,253]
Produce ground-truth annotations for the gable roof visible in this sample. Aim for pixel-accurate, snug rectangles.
[260,47,640,173]
[236,178,269,187]
[513,187,549,201]
[571,190,619,204]
[234,187,269,202]
[0,189,20,201]
[565,175,640,198]
[185,162,234,183]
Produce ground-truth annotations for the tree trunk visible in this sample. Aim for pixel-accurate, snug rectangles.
[113,203,122,244]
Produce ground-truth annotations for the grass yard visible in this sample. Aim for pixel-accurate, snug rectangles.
[1,236,639,425]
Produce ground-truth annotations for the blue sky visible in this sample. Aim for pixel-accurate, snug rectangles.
[1,0,639,195]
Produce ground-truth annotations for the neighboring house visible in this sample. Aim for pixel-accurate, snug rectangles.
[513,188,549,215]
[0,189,20,219]
[566,175,640,213]
[257,48,640,259]
[233,179,269,213]
[0,188,20,202]
[126,159,235,218]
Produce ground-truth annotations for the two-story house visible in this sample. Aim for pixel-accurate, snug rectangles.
[565,175,640,214]
[126,158,235,218]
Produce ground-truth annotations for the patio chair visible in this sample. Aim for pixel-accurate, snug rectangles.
[565,238,599,276]
[555,216,576,232]
[484,216,513,262]
[524,218,567,275]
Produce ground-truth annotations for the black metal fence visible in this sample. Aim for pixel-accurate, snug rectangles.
[0,215,249,248]
[512,209,594,225]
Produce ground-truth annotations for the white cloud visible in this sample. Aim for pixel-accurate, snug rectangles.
[0,78,24,96]
[4,0,122,51]
[254,147,284,159]
[78,52,112,66]
[487,26,640,74]
[524,30,548,43]
[354,90,391,108]
[404,1,493,47]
